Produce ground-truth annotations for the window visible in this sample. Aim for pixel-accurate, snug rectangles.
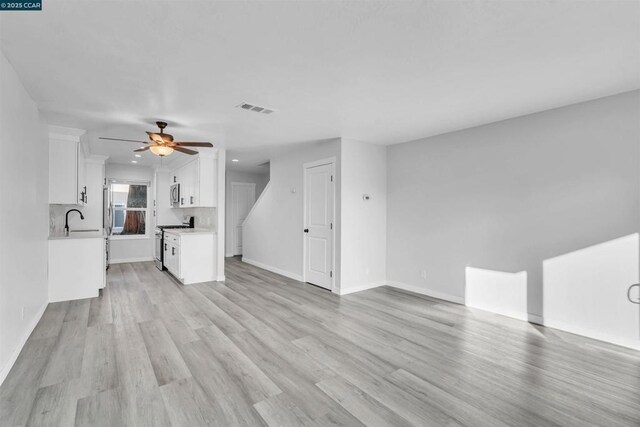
[110,182,149,238]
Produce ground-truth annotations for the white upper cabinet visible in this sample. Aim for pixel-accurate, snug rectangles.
[171,154,217,208]
[49,127,87,205]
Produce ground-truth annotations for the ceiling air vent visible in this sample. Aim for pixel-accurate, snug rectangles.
[236,102,276,115]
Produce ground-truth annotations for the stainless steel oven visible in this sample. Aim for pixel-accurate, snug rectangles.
[170,183,180,207]
[155,217,194,271]
[154,228,163,270]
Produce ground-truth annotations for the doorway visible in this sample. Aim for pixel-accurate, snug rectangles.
[303,159,335,290]
[231,182,256,256]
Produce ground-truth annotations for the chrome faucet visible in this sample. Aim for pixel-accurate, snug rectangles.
[64,209,85,235]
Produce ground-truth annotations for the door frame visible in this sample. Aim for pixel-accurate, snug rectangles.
[231,182,256,256]
[302,157,336,291]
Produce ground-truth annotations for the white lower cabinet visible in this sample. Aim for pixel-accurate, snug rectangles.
[48,235,105,302]
[164,240,180,278]
[164,231,216,284]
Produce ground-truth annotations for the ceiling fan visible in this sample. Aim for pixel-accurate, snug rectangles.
[99,121,213,157]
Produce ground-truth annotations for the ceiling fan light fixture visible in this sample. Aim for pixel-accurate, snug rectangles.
[149,145,174,157]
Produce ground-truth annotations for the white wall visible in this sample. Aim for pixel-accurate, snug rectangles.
[543,233,639,349]
[465,267,528,321]
[387,90,640,318]
[225,169,269,256]
[105,163,155,263]
[339,140,387,294]
[154,170,183,227]
[243,139,341,281]
[0,52,50,384]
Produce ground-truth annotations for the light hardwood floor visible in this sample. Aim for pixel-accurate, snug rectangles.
[1,257,639,426]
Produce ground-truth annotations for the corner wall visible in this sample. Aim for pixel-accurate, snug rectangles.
[386,90,640,317]
[339,139,387,294]
[0,51,50,384]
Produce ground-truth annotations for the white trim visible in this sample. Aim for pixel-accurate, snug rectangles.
[85,155,108,164]
[385,281,465,305]
[304,156,337,170]
[243,181,271,226]
[109,234,151,241]
[107,178,152,186]
[542,318,640,351]
[337,281,385,295]
[48,125,85,141]
[110,257,154,264]
[302,157,336,291]
[225,253,235,258]
[528,313,544,325]
[216,275,226,282]
[0,302,47,386]
[242,257,304,282]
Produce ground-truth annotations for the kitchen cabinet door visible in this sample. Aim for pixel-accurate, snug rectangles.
[185,160,198,207]
[77,144,87,206]
[165,240,181,278]
[49,139,80,204]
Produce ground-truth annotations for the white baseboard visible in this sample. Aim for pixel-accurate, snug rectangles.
[466,304,529,322]
[338,281,386,296]
[0,302,47,386]
[225,253,234,258]
[241,257,304,282]
[110,257,154,264]
[528,313,544,325]
[216,275,226,282]
[542,318,640,351]
[385,281,465,305]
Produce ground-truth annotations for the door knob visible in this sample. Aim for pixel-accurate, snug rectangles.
[628,284,640,304]
[303,229,309,233]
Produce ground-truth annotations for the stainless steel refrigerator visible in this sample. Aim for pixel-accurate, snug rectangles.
[103,186,112,270]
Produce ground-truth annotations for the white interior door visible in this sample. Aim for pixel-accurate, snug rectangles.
[232,183,256,256]
[304,162,334,290]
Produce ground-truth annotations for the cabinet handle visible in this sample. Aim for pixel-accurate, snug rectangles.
[173,176,177,183]
[172,247,175,256]
[164,243,167,251]
[190,196,194,205]
[181,197,184,205]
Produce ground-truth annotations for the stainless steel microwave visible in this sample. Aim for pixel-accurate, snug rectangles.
[170,183,180,207]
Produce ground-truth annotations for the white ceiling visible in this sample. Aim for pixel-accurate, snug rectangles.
[1,1,639,171]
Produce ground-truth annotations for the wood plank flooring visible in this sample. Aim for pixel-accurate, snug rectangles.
[1,257,639,426]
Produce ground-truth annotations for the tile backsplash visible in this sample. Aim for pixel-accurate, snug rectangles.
[182,207,216,230]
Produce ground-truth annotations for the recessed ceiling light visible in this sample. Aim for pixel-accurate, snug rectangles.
[139,146,145,149]
[135,154,142,158]
[232,159,239,162]
[131,160,138,164]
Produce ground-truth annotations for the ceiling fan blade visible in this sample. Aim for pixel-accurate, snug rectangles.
[134,147,150,152]
[173,146,198,155]
[173,142,213,147]
[99,137,149,144]
[147,131,173,142]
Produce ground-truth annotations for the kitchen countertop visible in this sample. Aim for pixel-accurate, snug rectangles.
[163,228,216,236]
[49,229,107,240]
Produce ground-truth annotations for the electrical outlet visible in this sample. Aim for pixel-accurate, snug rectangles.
[420,270,427,280]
